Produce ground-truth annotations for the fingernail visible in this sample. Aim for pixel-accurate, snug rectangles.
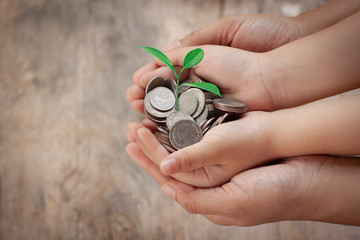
[161,159,177,175]
[162,41,180,51]
[162,185,175,200]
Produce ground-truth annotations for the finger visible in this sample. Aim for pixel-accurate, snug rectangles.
[126,142,170,185]
[138,65,190,89]
[164,16,242,49]
[203,214,239,226]
[127,122,142,137]
[179,17,233,47]
[157,45,248,89]
[141,118,157,132]
[133,62,159,85]
[161,179,234,215]
[131,99,145,115]
[138,66,175,89]
[127,130,136,142]
[160,136,225,175]
[126,85,145,102]
[126,87,133,102]
[136,127,169,166]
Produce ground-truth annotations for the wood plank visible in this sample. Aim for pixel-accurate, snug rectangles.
[0,0,359,239]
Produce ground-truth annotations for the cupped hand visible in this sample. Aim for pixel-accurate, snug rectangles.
[126,110,277,188]
[127,45,283,113]
[126,141,360,226]
[127,14,304,114]
[172,14,303,52]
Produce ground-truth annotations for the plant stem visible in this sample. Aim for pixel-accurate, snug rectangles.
[175,67,181,111]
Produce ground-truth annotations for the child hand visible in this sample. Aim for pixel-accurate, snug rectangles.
[127,110,275,188]
[127,45,280,114]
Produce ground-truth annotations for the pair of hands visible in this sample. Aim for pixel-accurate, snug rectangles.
[127,12,360,226]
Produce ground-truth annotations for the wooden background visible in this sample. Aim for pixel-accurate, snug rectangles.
[0,0,359,239]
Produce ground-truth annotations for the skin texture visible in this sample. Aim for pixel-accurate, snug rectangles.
[127,1,360,226]
[127,12,360,187]
[127,141,360,226]
[127,93,360,188]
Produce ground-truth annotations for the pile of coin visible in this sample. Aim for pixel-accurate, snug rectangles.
[144,75,247,152]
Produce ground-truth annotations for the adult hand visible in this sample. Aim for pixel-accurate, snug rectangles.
[162,154,360,226]
[166,14,303,53]
[167,0,360,52]
[126,140,360,226]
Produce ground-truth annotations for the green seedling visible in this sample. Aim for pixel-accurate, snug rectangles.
[139,46,222,110]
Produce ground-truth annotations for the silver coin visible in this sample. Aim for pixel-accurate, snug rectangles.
[207,103,215,111]
[211,115,224,128]
[161,142,176,153]
[178,78,194,94]
[204,92,219,100]
[201,117,215,131]
[191,74,205,83]
[199,119,207,129]
[213,98,247,113]
[169,119,203,150]
[218,113,230,125]
[156,125,169,134]
[205,98,213,104]
[203,126,211,135]
[144,92,175,121]
[149,87,175,112]
[165,78,177,95]
[144,108,166,123]
[187,88,205,118]
[146,76,165,94]
[178,90,198,116]
[155,132,170,144]
[166,111,194,130]
[195,105,208,124]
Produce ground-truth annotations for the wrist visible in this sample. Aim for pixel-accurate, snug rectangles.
[294,155,360,225]
[294,0,360,37]
[245,110,280,160]
[293,12,320,37]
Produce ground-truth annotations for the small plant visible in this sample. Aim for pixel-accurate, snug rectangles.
[139,46,221,110]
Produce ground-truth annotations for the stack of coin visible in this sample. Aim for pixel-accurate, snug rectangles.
[144,75,247,152]
[144,77,177,123]
[213,98,247,114]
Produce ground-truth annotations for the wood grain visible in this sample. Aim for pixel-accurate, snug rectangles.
[0,0,359,239]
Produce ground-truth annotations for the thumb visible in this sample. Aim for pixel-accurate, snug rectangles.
[163,16,238,50]
[160,138,225,175]
[161,179,230,215]
[155,45,248,88]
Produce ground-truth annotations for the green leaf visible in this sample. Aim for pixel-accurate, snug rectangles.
[139,46,175,73]
[181,82,222,97]
[182,48,204,70]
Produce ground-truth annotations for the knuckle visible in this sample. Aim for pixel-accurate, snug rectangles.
[181,30,201,45]
[183,199,199,214]
[180,148,199,170]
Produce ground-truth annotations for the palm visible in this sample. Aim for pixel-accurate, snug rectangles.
[203,155,330,225]
[168,112,269,187]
